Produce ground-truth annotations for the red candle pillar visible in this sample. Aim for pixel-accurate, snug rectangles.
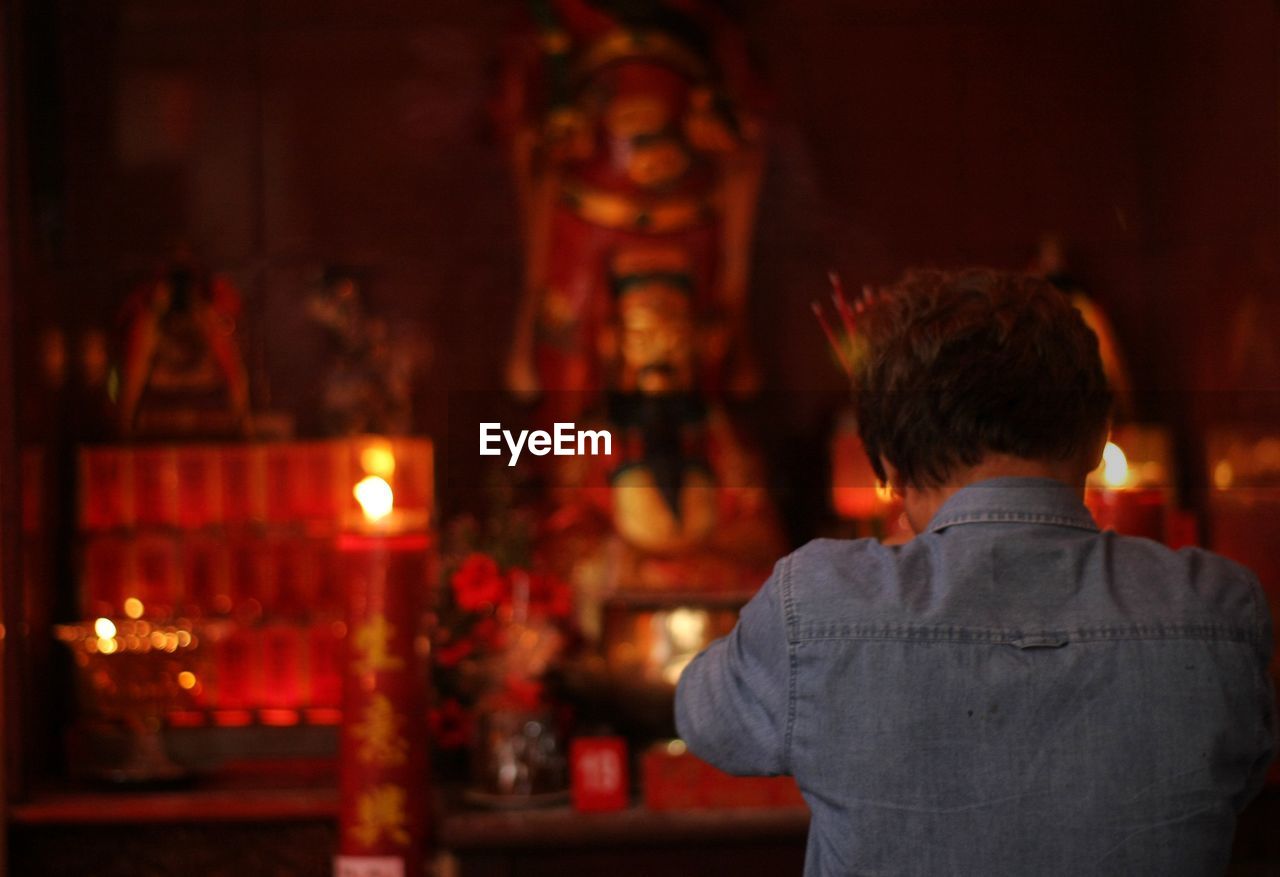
[335,440,433,877]
[1085,439,1170,543]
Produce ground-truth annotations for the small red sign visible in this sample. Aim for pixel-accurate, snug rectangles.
[571,737,629,812]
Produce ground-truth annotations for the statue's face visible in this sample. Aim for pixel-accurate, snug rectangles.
[616,284,695,393]
[604,94,671,140]
[603,91,690,187]
[626,137,690,187]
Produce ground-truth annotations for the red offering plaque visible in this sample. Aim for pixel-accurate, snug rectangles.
[79,447,136,530]
[308,620,345,714]
[212,628,254,717]
[299,441,341,521]
[264,443,299,525]
[133,535,180,617]
[182,536,229,616]
[261,622,304,712]
[220,444,265,525]
[571,737,630,812]
[132,446,180,528]
[175,444,222,529]
[82,536,133,616]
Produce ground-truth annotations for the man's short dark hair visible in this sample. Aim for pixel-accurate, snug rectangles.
[852,268,1113,488]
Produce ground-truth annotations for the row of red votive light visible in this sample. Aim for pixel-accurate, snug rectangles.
[78,440,433,532]
[171,620,347,726]
[82,533,344,620]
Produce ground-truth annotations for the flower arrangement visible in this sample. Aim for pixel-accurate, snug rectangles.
[429,511,577,758]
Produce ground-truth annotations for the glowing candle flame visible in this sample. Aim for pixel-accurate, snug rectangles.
[353,475,394,523]
[667,608,708,651]
[1101,442,1130,489]
[360,443,397,479]
[94,617,117,639]
[1213,460,1234,490]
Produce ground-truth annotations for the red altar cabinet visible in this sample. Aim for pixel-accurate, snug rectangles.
[68,438,435,802]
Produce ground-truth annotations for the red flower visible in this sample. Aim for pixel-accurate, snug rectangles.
[434,634,474,669]
[451,553,506,612]
[496,676,545,712]
[469,616,505,650]
[528,571,574,621]
[429,698,473,750]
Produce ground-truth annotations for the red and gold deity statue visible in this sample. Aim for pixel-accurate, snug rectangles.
[544,248,786,640]
[496,0,766,421]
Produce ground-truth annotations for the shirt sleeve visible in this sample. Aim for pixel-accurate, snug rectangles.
[1240,572,1277,811]
[673,560,792,776]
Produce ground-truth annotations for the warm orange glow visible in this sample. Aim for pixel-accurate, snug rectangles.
[259,708,301,727]
[123,597,144,619]
[1100,442,1130,489]
[167,710,207,728]
[1213,460,1234,490]
[94,617,117,639]
[666,608,707,650]
[177,671,197,689]
[360,443,397,479]
[98,637,119,655]
[354,475,394,523]
[305,707,343,726]
[212,710,254,728]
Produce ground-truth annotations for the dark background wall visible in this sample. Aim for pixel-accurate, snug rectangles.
[10,0,1279,519]
[4,0,1278,837]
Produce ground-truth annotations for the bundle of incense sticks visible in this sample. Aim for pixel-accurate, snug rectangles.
[812,271,878,380]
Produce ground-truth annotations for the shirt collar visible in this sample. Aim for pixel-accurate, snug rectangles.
[924,476,1099,534]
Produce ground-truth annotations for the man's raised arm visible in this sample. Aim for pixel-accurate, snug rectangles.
[674,562,792,776]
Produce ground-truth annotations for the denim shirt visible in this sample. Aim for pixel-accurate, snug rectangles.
[675,478,1276,876]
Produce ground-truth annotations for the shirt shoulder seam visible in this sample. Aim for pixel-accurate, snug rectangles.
[780,552,798,775]
[790,622,1265,644]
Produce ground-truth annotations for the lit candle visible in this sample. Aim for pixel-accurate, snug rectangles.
[830,415,899,523]
[1086,440,1167,542]
[335,439,433,877]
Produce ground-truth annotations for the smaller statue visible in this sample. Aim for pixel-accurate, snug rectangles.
[118,246,251,437]
[306,268,430,437]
